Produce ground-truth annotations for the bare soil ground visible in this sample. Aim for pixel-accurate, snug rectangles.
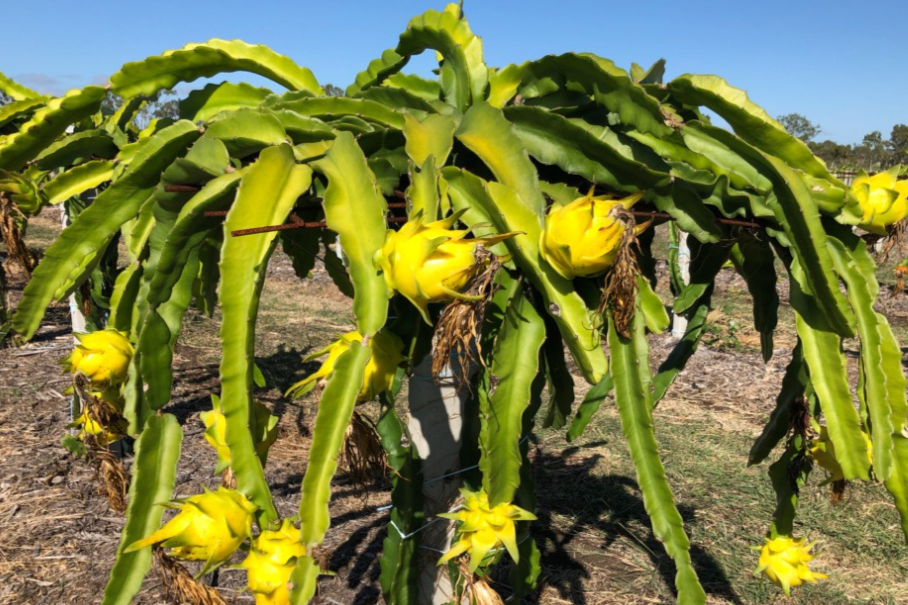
[2,214,907,605]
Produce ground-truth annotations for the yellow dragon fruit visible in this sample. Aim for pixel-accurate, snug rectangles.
[851,166,908,235]
[240,518,307,605]
[61,329,134,385]
[201,395,279,474]
[540,189,647,279]
[125,486,256,576]
[374,210,516,323]
[754,535,828,596]
[438,487,536,572]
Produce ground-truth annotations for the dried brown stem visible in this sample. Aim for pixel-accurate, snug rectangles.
[78,280,93,319]
[630,210,761,229]
[785,395,815,497]
[229,214,408,237]
[713,217,762,228]
[831,479,846,504]
[220,468,237,490]
[230,219,327,236]
[894,265,906,297]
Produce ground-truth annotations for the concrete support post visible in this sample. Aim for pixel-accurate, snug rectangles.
[407,356,470,605]
[671,231,691,339]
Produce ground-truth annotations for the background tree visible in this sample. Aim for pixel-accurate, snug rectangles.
[777,113,821,142]
[859,131,886,171]
[100,89,179,127]
[888,124,908,165]
[0,90,10,105]
[142,89,179,123]
[810,140,856,170]
[323,83,344,97]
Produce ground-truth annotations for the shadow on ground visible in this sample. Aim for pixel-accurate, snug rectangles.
[163,343,317,423]
[485,443,745,605]
[312,439,743,605]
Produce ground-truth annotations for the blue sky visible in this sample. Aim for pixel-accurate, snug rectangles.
[3,0,905,144]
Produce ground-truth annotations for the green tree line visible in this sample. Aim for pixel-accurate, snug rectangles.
[778,113,908,172]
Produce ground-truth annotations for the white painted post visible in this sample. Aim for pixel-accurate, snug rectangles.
[671,231,691,339]
[874,237,886,255]
[407,356,469,605]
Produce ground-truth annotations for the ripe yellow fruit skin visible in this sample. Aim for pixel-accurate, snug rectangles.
[61,329,134,385]
[200,401,231,472]
[373,210,516,323]
[851,167,908,235]
[438,487,536,573]
[240,518,306,605]
[540,189,644,280]
[754,535,827,596]
[125,486,257,576]
[201,395,278,473]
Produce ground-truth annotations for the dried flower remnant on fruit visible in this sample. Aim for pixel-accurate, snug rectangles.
[338,411,385,486]
[67,380,127,446]
[70,407,124,446]
[154,549,229,605]
[431,247,501,382]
